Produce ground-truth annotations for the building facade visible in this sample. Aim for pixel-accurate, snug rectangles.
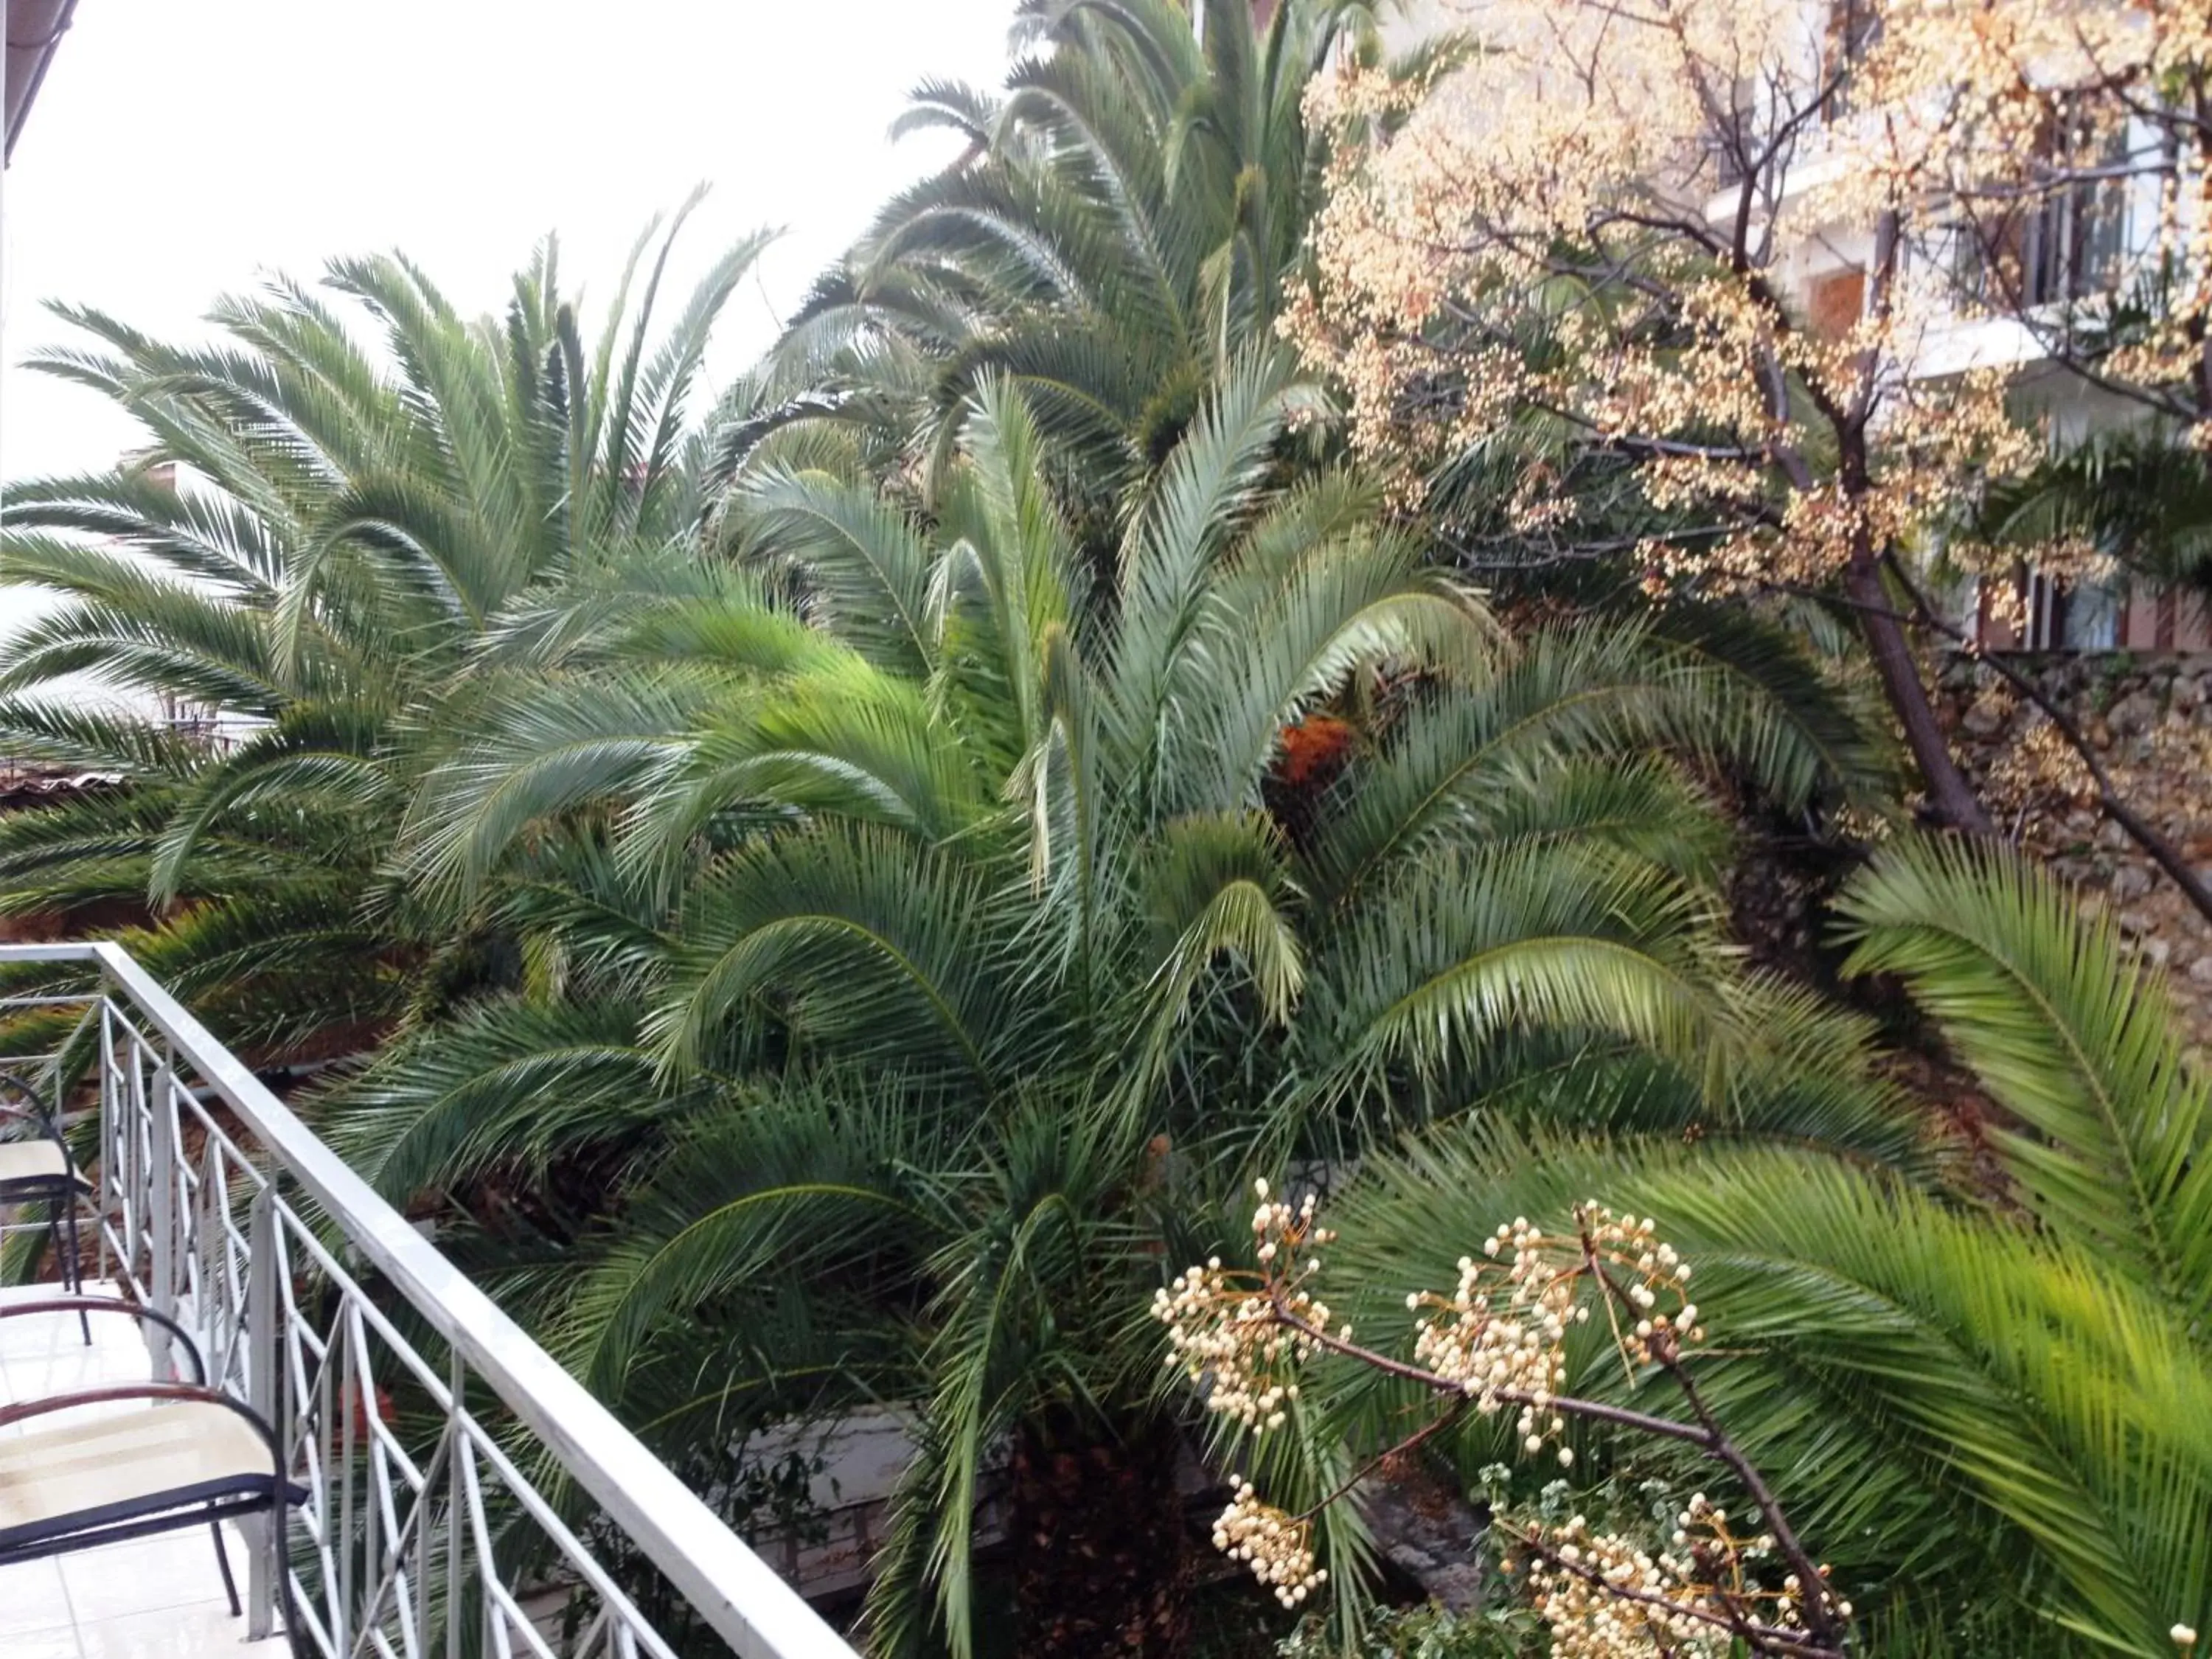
[1374,0,2210,653]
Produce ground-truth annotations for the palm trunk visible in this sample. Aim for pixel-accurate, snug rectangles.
[1009,1411,1194,1657]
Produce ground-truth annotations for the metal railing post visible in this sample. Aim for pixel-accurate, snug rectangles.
[96,992,115,1286]
[147,1043,177,1379]
[114,1000,144,1288]
[445,1349,467,1659]
[246,1178,280,1640]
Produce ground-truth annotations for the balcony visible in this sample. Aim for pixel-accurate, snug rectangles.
[0,941,859,1659]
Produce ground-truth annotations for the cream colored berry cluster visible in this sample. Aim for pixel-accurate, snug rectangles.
[1211,1478,1327,1609]
[1515,1494,1837,1659]
[1153,1179,1340,1434]
[1153,1181,1346,1607]
[1158,1189,1722,1614]
[1408,1205,1700,1467]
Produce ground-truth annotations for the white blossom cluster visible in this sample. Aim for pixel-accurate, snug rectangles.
[1517,1494,1837,1659]
[1153,1179,1340,1433]
[1407,1204,1700,1467]
[1159,1191,1733,1626]
[1212,1478,1327,1609]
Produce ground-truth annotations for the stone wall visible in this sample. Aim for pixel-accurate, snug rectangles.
[1939,652,2212,1053]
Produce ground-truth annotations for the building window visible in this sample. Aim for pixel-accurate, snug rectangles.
[1822,0,1880,119]
[1706,75,1761,190]
[1806,265,1867,341]
[1981,569,2121,652]
[1951,103,2131,310]
[2058,577,2121,650]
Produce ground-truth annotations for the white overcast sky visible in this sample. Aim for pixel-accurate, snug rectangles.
[0,0,1018,640]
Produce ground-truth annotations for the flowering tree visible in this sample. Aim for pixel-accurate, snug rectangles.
[1158,1187,1854,1658]
[1874,1,2211,439]
[1865,1,2212,915]
[1287,0,2212,901]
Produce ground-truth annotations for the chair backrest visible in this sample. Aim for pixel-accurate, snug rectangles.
[0,1068,56,1142]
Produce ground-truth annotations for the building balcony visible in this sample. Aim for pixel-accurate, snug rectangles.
[0,940,858,1659]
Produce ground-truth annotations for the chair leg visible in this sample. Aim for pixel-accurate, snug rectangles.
[209,1516,242,1618]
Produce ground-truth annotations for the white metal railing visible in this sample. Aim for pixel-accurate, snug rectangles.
[0,941,859,1659]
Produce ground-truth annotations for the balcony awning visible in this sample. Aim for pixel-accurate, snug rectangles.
[4,0,77,163]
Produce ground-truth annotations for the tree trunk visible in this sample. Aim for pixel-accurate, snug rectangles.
[1009,1411,1194,1658]
[1841,551,1994,834]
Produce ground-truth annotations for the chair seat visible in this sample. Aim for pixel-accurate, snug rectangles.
[0,1139,72,1192]
[0,1401,282,1548]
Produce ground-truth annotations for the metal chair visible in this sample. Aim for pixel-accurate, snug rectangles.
[0,1068,93,1342]
[0,1295,302,1623]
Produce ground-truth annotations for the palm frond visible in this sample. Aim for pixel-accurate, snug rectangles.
[1837,836,2212,1321]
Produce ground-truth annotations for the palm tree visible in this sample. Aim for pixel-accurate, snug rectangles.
[1278,837,2212,1658]
[726,0,1444,514]
[1980,424,2212,602]
[0,205,768,1060]
[325,349,1889,1655]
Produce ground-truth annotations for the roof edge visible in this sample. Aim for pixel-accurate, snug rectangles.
[5,0,80,164]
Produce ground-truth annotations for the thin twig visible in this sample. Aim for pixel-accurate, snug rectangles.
[1291,1399,1468,1525]
[1501,1521,1841,1659]
[1267,1295,1721,1453]
[1574,1220,1845,1648]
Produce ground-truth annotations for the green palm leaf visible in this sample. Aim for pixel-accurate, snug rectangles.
[1837,837,2212,1321]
